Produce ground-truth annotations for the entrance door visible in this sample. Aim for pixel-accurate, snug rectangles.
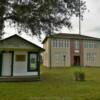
[74,56,80,66]
[2,53,12,76]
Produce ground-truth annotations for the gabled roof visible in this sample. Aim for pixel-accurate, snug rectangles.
[0,34,45,52]
[42,33,100,44]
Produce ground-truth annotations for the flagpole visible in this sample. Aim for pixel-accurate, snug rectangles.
[79,0,81,67]
[79,0,81,35]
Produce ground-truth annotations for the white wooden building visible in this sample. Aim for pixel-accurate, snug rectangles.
[0,34,44,81]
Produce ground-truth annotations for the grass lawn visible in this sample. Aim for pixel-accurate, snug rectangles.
[0,67,100,100]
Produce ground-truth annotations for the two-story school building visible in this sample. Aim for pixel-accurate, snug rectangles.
[43,33,100,67]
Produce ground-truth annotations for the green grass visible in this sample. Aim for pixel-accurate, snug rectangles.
[0,67,100,100]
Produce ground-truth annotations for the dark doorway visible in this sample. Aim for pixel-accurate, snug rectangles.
[74,56,80,66]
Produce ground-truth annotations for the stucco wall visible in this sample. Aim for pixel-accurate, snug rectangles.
[43,38,50,67]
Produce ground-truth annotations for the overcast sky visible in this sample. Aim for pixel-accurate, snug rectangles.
[4,0,100,46]
[61,0,100,38]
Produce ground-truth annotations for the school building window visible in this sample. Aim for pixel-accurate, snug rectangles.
[54,52,67,66]
[84,41,97,48]
[87,52,96,62]
[75,40,80,49]
[52,39,69,48]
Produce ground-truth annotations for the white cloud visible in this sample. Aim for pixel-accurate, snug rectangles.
[61,0,100,38]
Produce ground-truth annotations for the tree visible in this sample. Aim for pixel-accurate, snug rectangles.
[0,0,86,38]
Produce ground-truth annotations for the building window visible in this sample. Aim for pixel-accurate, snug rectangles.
[75,40,80,49]
[56,39,58,48]
[64,40,69,48]
[52,39,69,48]
[55,53,59,65]
[54,52,67,66]
[28,53,38,71]
[84,41,97,48]
[59,39,63,48]
[87,52,96,62]
[16,55,26,62]
[52,39,57,48]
